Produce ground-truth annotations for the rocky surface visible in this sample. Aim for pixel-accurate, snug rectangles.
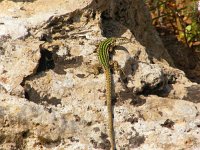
[0,0,200,150]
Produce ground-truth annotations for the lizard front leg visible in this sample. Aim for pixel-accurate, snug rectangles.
[109,60,125,76]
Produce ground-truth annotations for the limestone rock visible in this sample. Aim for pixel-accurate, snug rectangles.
[0,0,200,150]
[0,94,200,149]
[0,38,41,96]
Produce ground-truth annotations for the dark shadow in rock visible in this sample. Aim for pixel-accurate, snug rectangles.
[53,55,83,75]
[100,11,128,38]
[68,136,79,143]
[183,85,200,103]
[38,136,61,148]
[36,48,55,73]
[0,134,6,144]
[21,72,47,88]
[90,139,98,149]
[24,85,61,106]
[39,33,52,42]
[130,96,146,107]
[0,46,5,55]
[21,130,30,138]
[138,82,171,97]
[136,72,176,98]
[37,43,83,75]
[160,119,175,129]
[129,135,145,149]
[99,132,111,150]
[76,74,86,78]
[115,90,146,107]
[126,115,139,124]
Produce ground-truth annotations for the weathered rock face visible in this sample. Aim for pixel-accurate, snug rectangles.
[0,0,200,149]
[0,38,41,96]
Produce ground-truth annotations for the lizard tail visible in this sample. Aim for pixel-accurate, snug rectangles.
[105,69,115,150]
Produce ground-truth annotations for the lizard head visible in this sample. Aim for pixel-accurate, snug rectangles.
[115,37,130,45]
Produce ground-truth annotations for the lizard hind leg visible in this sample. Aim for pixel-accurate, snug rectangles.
[86,64,102,77]
[92,64,102,75]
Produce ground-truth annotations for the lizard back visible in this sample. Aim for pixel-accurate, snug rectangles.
[97,38,115,69]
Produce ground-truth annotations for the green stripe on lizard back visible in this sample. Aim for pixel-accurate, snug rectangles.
[97,38,116,69]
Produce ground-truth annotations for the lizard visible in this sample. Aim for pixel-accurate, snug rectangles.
[97,37,129,150]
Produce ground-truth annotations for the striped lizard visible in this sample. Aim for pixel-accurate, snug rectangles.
[97,37,129,150]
